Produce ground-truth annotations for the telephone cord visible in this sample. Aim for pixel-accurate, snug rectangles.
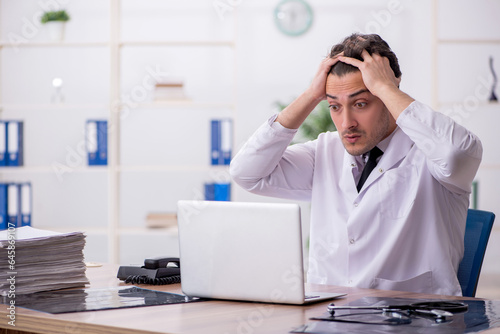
[124,275,181,285]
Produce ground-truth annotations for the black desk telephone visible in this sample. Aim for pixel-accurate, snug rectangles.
[117,257,181,285]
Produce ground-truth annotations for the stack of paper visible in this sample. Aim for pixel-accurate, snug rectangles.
[0,226,89,296]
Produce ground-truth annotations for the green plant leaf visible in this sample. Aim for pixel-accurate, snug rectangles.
[275,100,336,144]
[41,10,70,24]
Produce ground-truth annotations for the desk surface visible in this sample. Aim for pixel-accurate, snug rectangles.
[1,264,499,334]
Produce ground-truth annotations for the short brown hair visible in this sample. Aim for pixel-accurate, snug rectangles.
[328,33,401,78]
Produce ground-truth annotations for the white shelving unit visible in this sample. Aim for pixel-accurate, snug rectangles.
[431,0,500,295]
[0,0,238,264]
[431,0,500,203]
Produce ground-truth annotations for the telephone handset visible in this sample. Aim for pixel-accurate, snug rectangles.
[117,257,181,285]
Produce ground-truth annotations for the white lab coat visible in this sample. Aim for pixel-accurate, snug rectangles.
[229,101,482,296]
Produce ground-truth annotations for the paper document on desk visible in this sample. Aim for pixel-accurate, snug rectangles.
[0,226,89,295]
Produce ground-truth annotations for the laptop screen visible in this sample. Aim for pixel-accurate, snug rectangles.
[177,200,307,304]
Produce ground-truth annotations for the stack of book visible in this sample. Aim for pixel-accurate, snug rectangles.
[0,226,89,296]
[145,212,177,229]
[154,79,189,101]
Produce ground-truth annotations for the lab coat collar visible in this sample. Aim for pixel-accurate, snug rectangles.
[342,153,360,202]
[340,127,414,198]
[358,127,414,193]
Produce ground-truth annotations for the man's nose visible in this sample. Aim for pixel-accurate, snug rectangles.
[342,110,357,129]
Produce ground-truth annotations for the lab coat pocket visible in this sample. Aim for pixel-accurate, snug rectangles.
[370,271,433,293]
[378,165,418,219]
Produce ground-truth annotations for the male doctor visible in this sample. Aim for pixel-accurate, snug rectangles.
[229,33,482,296]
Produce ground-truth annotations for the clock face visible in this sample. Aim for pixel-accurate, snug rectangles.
[274,0,313,36]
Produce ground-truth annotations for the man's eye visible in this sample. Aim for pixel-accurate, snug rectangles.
[329,105,339,111]
[355,102,367,108]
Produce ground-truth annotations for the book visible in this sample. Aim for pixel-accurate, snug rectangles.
[86,120,108,166]
[210,119,232,165]
[154,82,189,101]
[20,183,32,227]
[145,212,177,228]
[0,182,32,229]
[0,121,6,166]
[204,182,231,201]
[0,184,7,230]
[6,121,23,166]
[7,184,19,228]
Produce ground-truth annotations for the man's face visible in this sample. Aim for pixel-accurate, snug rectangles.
[325,71,397,156]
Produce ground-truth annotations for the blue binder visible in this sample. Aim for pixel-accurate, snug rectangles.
[210,120,220,165]
[20,182,32,227]
[204,182,231,201]
[210,119,232,165]
[6,121,23,166]
[7,183,19,227]
[0,121,6,166]
[214,183,231,201]
[220,119,232,165]
[204,183,215,201]
[86,120,108,166]
[0,183,7,230]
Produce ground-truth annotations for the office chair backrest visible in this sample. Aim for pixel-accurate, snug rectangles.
[457,209,495,297]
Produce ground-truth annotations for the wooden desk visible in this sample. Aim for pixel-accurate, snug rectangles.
[1,264,499,334]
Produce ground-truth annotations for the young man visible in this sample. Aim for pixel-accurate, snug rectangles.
[229,34,482,296]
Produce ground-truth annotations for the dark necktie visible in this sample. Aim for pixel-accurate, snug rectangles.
[356,146,383,192]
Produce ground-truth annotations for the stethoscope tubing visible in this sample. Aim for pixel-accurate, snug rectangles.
[327,301,468,315]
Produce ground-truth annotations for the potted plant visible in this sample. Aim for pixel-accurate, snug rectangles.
[40,10,70,41]
[275,100,336,144]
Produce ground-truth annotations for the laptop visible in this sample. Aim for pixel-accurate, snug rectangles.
[176,200,346,305]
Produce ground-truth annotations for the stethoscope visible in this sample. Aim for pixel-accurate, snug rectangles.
[316,301,469,325]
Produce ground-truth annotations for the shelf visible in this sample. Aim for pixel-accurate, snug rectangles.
[117,226,178,236]
[0,166,108,174]
[437,101,500,108]
[119,40,235,48]
[0,41,109,48]
[0,40,236,48]
[128,101,236,110]
[0,101,236,112]
[117,165,228,173]
[33,226,109,234]
[0,165,230,174]
[477,164,500,170]
[0,103,110,112]
[437,39,500,45]
[0,102,234,112]
[33,226,179,236]
[0,1,238,265]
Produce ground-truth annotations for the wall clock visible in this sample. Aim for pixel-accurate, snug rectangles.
[274,0,313,36]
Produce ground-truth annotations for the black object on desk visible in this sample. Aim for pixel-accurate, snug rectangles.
[6,286,203,314]
[117,257,181,285]
[293,297,500,334]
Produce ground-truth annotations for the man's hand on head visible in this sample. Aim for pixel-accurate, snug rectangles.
[338,49,401,98]
[338,49,414,120]
[306,55,342,103]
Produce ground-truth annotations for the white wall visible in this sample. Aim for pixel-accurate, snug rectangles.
[0,1,498,277]
[433,0,500,277]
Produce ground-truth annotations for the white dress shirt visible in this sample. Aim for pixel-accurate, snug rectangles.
[229,101,482,296]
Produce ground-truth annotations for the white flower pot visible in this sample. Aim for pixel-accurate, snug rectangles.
[45,22,66,41]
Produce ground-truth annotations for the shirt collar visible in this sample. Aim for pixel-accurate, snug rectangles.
[348,127,399,168]
[354,126,399,164]
[376,126,398,153]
